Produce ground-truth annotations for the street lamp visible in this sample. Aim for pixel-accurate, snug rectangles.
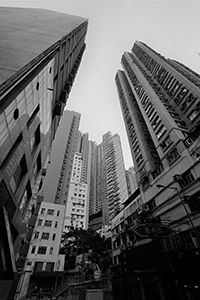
[156,184,200,247]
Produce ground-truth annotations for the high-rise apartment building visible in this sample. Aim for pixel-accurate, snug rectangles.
[64,152,88,231]
[101,132,128,224]
[115,41,200,299]
[42,110,81,205]
[85,132,128,227]
[79,133,90,184]
[73,131,128,229]
[0,7,88,298]
[88,141,98,217]
[116,41,200,193]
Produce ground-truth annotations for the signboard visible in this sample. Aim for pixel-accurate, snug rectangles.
[131,223,173,239]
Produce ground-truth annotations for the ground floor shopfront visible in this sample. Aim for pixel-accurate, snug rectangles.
[111,239,200,300]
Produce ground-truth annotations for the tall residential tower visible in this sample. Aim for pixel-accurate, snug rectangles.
[42,110,81,205]
[87,132,128,227]
[115,42,200,297]
[116,41,200,196]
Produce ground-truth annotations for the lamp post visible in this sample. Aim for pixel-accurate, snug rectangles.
[156,184,200,247]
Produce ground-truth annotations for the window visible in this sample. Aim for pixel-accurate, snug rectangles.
[38,246,47,255]
[136,154,143,166]
[184,191,200,212]
[38,219,42,226]
[36,82,40,90]
[52,233,56,241]
[188,110,199,121]
[31,245,36,254]
[49,247,53,255]
[30,125,40,153]
[19,181,32,211]
[160,135,173,151]
[148,198,156,210]
[41,208,45,214]
[46,262,54,271]
[166,147,180,165]
[10,155,27,193]
[175,120,186,128]
[34,262,43,271]
[41,232,50,240]
[44,220,52,227]
[47,209,54,215]
[13,108,19,120]
[57,210,60,216]
[156,125,166,139]
[27,104,40,128]
[34,231,39,239]
[55,221,58,228]
[33,152,42,179]
[180,170,195,188]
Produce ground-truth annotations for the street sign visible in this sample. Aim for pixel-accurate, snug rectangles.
[131,223,173,239]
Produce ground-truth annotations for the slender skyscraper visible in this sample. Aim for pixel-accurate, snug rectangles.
[101,132,128,224]
[84,132,128,227]
[42,110,81,205]
[63,152,88,231]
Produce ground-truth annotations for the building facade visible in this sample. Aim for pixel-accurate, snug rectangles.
[63,152,88,231]
[15,110,82,298]
[101,132,128,224]
[125,166,138,196]
[111,189,180,300]
[87,132,128,228]
[115,41,200,299]
[0,7,88,299]
[41,110,81,205]
[68,131,128,229]
[16,202,65,299]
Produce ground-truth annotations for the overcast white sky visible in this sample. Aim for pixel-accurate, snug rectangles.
[2,0,200,168]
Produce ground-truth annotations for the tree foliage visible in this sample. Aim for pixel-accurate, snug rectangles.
[59,228,112,272]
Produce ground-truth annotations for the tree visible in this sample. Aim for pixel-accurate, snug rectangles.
[60,228,111,272]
